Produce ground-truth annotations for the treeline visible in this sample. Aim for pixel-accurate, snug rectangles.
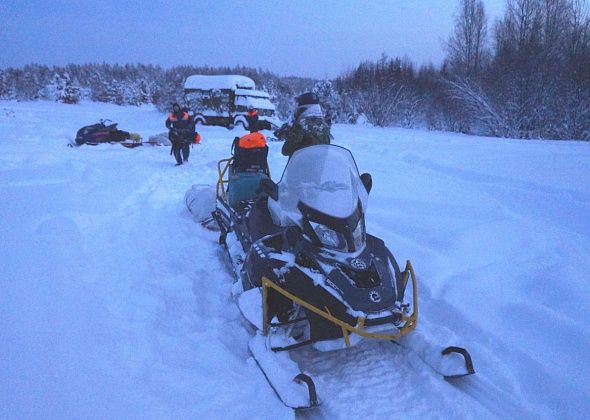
[319,0,590,140]
[1,0,589,140]
[443,0,590,140]
[0,63,314,119]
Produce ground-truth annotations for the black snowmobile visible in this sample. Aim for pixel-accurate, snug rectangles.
[74,119,141,147]
[204,144,474,409]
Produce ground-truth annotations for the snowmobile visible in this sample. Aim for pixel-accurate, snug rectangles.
[74,119,141,147]
[197,144,475,409]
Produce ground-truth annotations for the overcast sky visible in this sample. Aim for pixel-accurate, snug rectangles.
[0,0,506,78]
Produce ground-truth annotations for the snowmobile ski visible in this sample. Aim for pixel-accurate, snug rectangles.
[441,346,475,378]
[393,328,475,379]
[249,333,319,409]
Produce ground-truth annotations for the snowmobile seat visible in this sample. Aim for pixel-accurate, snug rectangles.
[247,197,284,243]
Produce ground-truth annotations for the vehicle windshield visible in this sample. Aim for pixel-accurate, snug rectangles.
[268,145,368,227]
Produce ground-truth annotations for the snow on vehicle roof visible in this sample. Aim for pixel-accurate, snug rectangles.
[235,96,276,110]
[184,75,255,90]
[235,89,270,98]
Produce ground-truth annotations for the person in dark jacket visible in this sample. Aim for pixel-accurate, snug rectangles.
[246,107,259,133]
[166,103,192,165]
[280,92,331,157]
[183,107,201,144]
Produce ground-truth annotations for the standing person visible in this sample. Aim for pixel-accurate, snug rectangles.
[246,107,259,133]
[280,92,331,157]
[166,103,192,165]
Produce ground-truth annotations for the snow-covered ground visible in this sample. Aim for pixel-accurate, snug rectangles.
[1,101,589,419]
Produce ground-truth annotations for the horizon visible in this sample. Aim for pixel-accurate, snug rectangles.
[0,0,506,79]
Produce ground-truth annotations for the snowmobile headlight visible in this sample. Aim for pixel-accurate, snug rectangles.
[352,218,366,250]
[310,221,346,251]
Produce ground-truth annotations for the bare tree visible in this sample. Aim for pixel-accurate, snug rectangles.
[495,0,544,56]
[568,0,590,61]
[445,78,508,136]
[446,0,489,75]
[354,84,420,127]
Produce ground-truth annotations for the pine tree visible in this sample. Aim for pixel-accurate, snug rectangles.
[61,73,81,104]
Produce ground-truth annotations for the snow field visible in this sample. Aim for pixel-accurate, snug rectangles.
[0,102,290,419]
[1,101,589,419]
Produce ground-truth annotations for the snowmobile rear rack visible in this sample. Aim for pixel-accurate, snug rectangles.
[261,260,419,346]
[216,157,233,201]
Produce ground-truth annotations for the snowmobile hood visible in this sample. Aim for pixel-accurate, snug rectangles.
[268,145,369,228]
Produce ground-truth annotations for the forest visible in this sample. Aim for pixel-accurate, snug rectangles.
[1,0,589,140]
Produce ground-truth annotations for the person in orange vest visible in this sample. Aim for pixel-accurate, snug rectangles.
[165,103,192,165]
[246,107,259,133]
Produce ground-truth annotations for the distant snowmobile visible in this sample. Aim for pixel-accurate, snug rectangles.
[188,144,475,410]
[74,119,141,147]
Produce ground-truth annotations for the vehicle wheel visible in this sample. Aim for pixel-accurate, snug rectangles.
[194,115,206,126]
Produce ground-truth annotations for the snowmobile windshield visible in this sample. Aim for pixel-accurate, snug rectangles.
[268,145,369,227]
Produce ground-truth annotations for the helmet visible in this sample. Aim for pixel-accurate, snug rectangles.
[296,92,319,106]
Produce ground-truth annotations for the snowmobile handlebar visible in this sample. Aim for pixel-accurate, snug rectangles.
[273,123,290,140]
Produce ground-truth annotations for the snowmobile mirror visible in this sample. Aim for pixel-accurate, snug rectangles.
[260,178,279,201]
[360,173,372,194]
